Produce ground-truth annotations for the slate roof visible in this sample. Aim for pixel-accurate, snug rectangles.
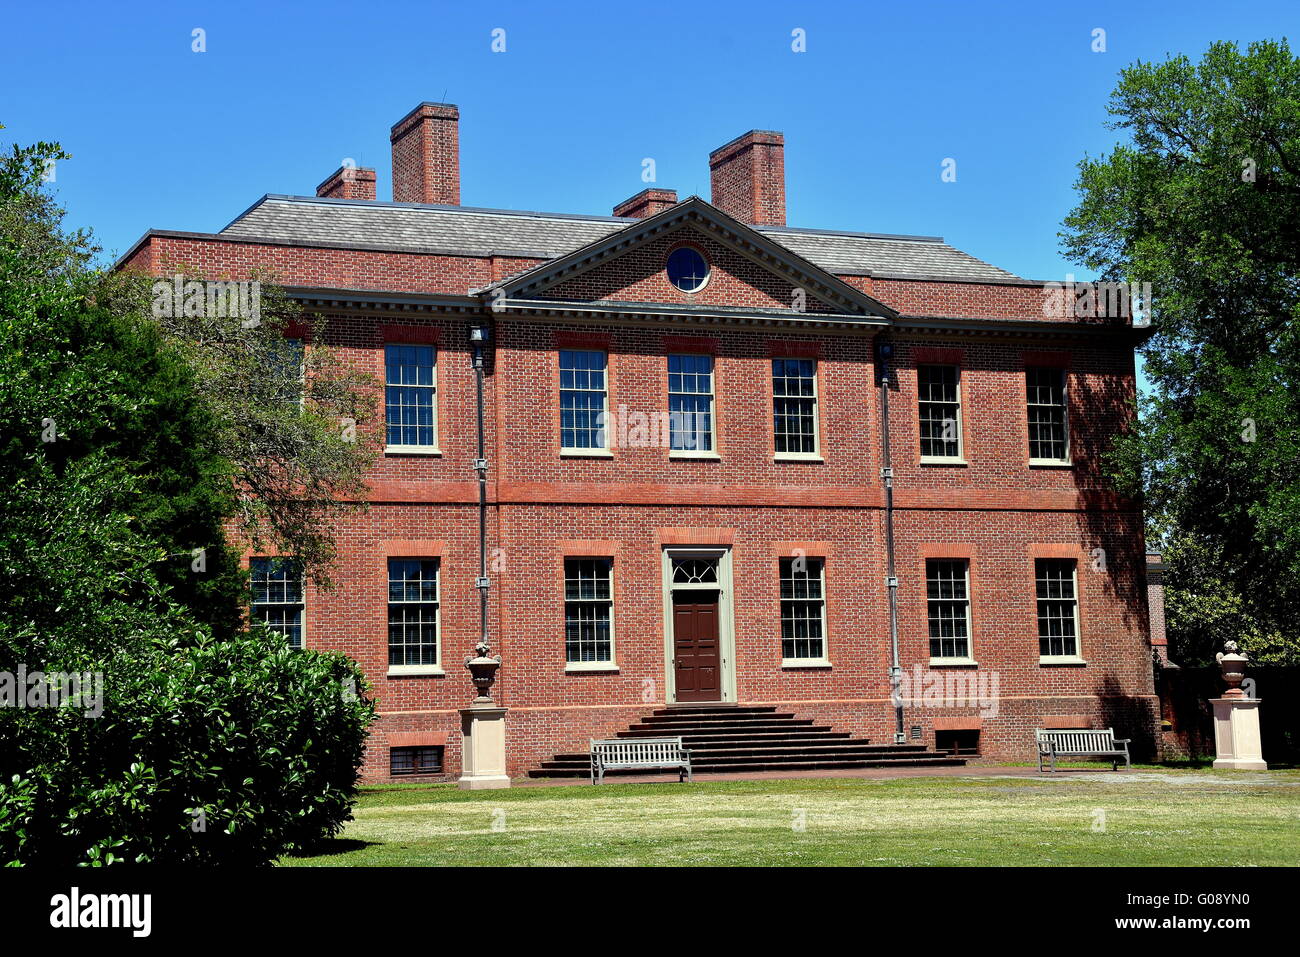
[219,195,1025,284]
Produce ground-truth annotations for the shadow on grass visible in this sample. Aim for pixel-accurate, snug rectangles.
[286,838,379,860]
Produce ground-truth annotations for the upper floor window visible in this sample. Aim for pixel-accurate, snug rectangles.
[926,558,971,661]
[564,558,614,664]
[559,350,608,451]
[388,558,440,669]
[1026,367,1069,463]
[1036,559,1080,659]
[668,353,714,452]
[666,246,710,293]
[772,357,819,456]
[918,364,962,460]
[250,557,304,648]
[385,344,437,450]
[780,557,827,663]
[274,337,306,407]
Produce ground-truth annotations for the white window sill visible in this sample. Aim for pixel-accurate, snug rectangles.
[669,450,721,460]
[1039,655,1087,666]
[561,449,614,458]
[1029,459,1073,468]
[920,457,967,466]
[929,657,978,667]
[564,662,619,673]
[781,658,832,669]
[387,665,445,677]
[385,446,442,456]
[774,452,824,463]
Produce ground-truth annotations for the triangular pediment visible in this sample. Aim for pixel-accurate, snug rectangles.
[478,197,897,320]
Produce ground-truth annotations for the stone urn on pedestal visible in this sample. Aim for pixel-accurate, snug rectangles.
[1211,641,1267,770]
[458,642,511,789]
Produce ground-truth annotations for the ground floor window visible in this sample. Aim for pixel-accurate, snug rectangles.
[250,557,304,648]
[1036,558,1080,657]
[926,558,971,660]
[779,557,826,661]
[390,745,444,776]
[388,558,440,667]
[564,558,613,663]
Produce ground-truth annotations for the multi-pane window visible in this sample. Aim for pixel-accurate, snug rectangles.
[385,344,437,448]
[1036,559,1080,658]
[668,353,714,452]
[388,558,440,668]
[1026,367,1069,462]
[772,358,818,454]
[390,746,444,776]
[273,337,306,407]
[926,559,971,660]
[559,350,608,450]
[564,558,614,663]
[780,557,827,661]
[250,557,304,648]
[918,365,961,459]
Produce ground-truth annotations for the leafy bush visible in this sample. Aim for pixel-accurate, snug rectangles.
[1,626,373,865]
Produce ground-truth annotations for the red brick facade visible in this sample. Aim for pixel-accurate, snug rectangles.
[119,103,1159,782]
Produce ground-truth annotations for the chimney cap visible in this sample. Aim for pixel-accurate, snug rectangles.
[612,187,679,219]
[314,165,376,195]
[709,129,784,163]
[390,101,460,139]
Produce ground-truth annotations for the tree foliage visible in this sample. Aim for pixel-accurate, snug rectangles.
[0,129,376,864]
[1061,39,1300,660]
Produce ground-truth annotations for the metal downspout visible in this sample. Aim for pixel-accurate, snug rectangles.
[877,340,906,745]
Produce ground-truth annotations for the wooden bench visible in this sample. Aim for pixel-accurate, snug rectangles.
[1035,728,1131,772]
[590,737,693,784]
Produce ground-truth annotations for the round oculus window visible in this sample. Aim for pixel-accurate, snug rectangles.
[666,246,710,292]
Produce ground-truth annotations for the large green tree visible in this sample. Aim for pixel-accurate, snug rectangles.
[0,130,377,864]
[1062,39,1300,665]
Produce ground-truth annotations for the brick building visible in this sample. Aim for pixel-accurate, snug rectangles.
[119,102,1159,780]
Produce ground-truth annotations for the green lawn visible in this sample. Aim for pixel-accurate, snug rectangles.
[282,769,1300,867]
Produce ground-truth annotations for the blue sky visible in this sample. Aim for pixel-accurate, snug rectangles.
[1,1,1292,283]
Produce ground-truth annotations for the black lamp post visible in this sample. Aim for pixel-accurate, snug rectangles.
[466,322,499,701]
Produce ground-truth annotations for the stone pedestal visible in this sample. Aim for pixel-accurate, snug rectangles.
[458,703,511,790]
[1211,698,1267,770]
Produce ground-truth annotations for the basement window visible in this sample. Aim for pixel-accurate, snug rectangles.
[390,745,445,776]
[936,729,980,756]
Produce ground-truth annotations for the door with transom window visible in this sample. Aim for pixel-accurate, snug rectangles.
[664,551,732,703]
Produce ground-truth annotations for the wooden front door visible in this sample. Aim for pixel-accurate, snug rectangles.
[673,590,721,702]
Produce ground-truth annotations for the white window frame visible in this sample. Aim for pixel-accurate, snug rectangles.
[667,353,718,459]
[779,556,831,668]
[1036,558,1085,664]
[386,557,444,676]
[1026,366,1071,466]
[559,349,612,457]
[384,343,440,455]
[563,557,617,672]
[925,558,977,666]
[250,557,305,649]
[918,364,964,463]
[772,357,822,461]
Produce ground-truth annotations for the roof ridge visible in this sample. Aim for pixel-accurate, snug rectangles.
[241,194,951,244]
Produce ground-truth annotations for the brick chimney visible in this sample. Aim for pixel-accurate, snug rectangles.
[613,188,678,219]
[316,165,377,200]
[708,130,785,226]
[390,102,460,205]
